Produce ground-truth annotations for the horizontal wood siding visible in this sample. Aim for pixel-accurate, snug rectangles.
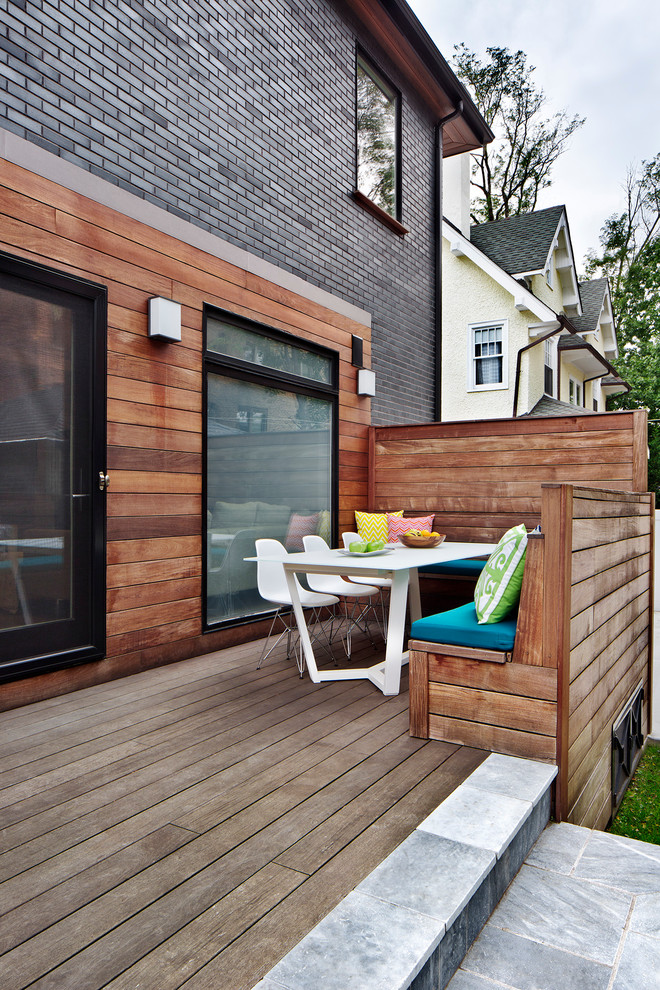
[0,159,372,705]
[371,414,648,541]
[564,486,654,829]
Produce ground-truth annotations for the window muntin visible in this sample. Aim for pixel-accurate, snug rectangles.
[204,311,337,630]
[356,54,399,219]
[469,322,507,390]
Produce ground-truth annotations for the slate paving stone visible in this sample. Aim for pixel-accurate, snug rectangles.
[524,821,591,874]
[417,784,531,857]
[575,830,660,894]
[265,890,442,990]
[445,969,503,989]
[489,863,632,965]
[630,893,660,938]
[357,830,495,930]
[465,753,557,807]
[460,925,612,990]
[612,931,660,989]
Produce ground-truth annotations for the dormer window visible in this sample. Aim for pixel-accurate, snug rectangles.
[545,264,553,289]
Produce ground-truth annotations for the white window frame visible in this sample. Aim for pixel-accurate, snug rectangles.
[568,377,582,407]
[544,337,556,397]
[468,320,508,392]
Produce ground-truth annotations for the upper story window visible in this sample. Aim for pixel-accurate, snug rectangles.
[544,338,555,396]
[569,377,582,407]
[469,321,507,390]
[356,53,400,221]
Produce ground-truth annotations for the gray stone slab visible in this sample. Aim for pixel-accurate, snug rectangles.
[462,924,611,990]
[446,971,508,989]
[630,893,660,938]
[489,863,631,965]
[465,753,557,807]
[612,931,660,989]
[250,981,288,990]
[417,784,531,857]
[265,890,442,990]
[524,821,591,874]
[576,830,660,894]
[357,830,495,930]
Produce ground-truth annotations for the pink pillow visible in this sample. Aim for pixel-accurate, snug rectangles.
[286,512,319,551]
[387,514,435,543]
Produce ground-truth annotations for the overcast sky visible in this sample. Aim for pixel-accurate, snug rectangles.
[407,0,660,272]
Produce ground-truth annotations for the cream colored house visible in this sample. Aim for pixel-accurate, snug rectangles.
[441,154,628,420]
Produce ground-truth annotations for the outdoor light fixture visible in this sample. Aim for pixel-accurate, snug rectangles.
[357,368,376,396]
[148,296,181,341]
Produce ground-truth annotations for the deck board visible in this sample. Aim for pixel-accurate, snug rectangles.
[0,634,486,990]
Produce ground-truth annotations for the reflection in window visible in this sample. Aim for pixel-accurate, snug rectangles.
[205,316,336,629]
[356,55,398,218]
[207,317,333,385]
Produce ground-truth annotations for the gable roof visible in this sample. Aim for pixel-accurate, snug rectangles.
[572,278,608,335]
[469,206,567,275]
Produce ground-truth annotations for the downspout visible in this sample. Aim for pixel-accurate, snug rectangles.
[512,315,576,417]
[434,101,463,422]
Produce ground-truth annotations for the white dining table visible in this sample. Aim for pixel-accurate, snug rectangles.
[248,540,494,696]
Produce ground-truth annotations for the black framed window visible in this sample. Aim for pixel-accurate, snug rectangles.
[356,52,401,221]
[204,309,338,630]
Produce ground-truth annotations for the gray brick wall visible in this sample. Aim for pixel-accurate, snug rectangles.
[0,0,439,424]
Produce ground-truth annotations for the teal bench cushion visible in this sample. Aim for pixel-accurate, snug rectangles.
[418,558,487,578]
[410,602,517,652]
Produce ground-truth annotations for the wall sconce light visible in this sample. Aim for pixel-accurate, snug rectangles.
[148,296,181,341]
[357,368,376,396]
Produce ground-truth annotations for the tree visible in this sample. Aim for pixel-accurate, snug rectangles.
[586,155,660,493]
[452,45,584,223]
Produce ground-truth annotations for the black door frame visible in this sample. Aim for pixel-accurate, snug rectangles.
[0,251,107,682]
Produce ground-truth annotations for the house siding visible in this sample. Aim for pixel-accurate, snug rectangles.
[0,0,438,425]
[441,241,543,421]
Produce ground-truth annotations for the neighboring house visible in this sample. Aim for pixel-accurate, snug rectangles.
[440,154,629,421]
[0,1,491,694]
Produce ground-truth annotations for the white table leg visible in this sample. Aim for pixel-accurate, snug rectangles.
[379,567,410,695]
[408,566,421,624]
[283,570,321,683]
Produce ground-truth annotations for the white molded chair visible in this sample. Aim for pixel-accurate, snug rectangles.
[303,534,380,657]
[342,532,392,637]
[256,538,339,675]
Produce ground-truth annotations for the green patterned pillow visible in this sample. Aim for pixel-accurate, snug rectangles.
[474,524,528,624]
[355,509,403,544]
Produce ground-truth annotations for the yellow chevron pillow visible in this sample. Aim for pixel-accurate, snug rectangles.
[355,509,403,544]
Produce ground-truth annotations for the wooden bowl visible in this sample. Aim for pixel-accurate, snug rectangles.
[399,532,445,549]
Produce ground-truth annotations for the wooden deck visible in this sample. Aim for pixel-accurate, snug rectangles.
[0,632,486,990]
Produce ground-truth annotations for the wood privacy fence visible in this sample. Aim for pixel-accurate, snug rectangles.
[368,411,649,543]
[372,413,653,828]
[409,484,654,829]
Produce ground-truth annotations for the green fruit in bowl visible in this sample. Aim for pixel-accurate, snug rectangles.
[366,540,384,552]
[348,541,368,553]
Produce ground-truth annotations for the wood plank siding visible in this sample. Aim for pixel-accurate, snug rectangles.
[370,413,648,541]
[0,160,372,707]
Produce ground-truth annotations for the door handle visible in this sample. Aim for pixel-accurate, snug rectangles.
[99,472,110,491]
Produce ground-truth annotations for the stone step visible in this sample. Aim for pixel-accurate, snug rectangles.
[252,753,557,990]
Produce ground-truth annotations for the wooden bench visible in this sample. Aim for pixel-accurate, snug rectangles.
[409,534,558,762]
